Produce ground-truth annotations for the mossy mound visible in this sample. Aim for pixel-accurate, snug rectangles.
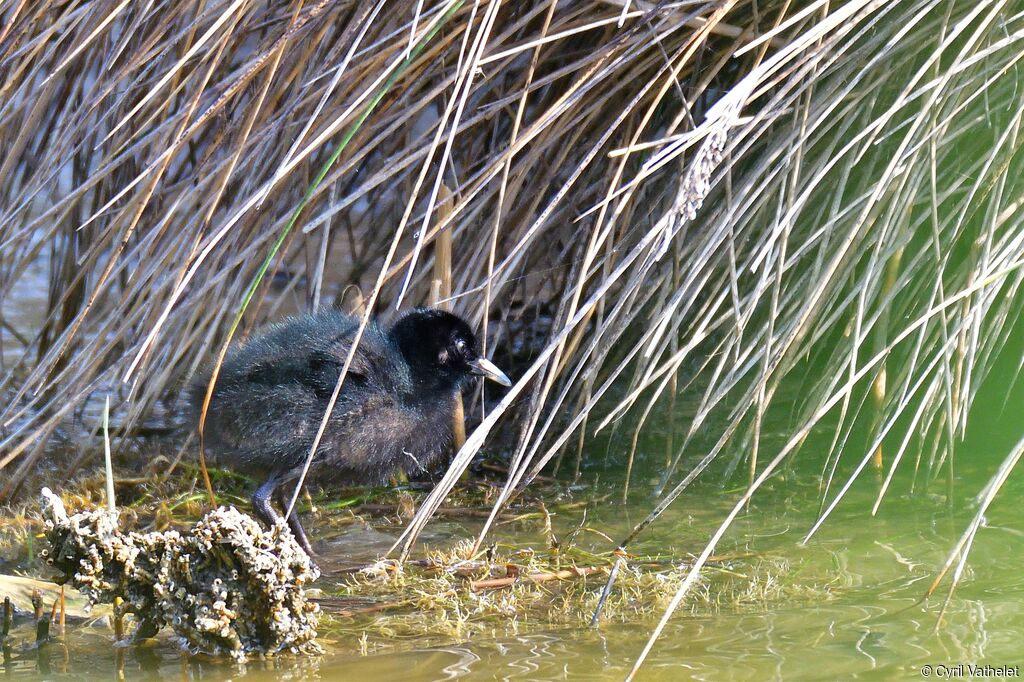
[40,488,320,659]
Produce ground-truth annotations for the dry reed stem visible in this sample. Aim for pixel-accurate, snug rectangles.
[469,565,604,591]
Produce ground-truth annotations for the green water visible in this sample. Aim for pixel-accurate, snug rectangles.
[3,445,1022,681]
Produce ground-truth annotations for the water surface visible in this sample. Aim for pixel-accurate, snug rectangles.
[3,449,1021,681]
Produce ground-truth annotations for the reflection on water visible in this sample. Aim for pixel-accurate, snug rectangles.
[3,453,1022,681]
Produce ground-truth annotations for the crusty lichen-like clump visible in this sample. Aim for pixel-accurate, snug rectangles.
[39,487,320,659]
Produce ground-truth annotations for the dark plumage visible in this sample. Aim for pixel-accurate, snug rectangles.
[188,307,511,557]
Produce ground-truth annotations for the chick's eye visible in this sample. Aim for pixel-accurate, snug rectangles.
[455,338,467,353]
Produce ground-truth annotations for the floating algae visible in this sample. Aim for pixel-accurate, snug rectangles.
[39,487,320,659]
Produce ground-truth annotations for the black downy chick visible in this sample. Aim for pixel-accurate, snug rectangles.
[188,307,511,557]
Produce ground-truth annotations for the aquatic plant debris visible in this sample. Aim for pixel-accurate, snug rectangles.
[38,487,320,659]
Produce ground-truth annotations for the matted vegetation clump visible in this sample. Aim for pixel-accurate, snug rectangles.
[40,488,321,659]
[325,538,835,653]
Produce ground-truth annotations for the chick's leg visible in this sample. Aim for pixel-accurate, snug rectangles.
[273,485,316,559]
[252,476,284,528]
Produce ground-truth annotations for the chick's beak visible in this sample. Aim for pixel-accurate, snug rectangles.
[469,357,512,387]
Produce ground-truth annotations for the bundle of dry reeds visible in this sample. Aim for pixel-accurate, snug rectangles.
[3,1,1024,674]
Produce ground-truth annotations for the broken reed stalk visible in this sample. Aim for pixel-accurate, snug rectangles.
[35,614,49,644]
[354,503,515,520]
[432,183,466,450]
[112,597,124,641]
[115,649,126,679]
[31,590,42,622]
[103,395,115,512]
[590,552,626,626]
[871,246,904,472]
[45,599,58,641]
[58,586,65,637]
[31,590,47,643]
[2,597,11,639]
[469,565,604,591]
